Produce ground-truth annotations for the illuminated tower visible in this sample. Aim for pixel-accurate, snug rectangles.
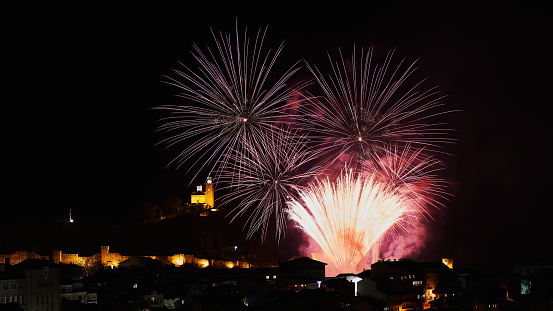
[205,177,214,208]
[190,177,216,209]
[53,250,62,264]
[101,246,110,266]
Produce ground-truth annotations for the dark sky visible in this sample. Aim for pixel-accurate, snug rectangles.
[4,2,552,270]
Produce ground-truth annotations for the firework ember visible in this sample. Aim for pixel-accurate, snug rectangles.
[287,169,422,273]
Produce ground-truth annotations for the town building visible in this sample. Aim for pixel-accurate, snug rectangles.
[0,259,61,311]
[279,257,326,283]
[60,282,97,305]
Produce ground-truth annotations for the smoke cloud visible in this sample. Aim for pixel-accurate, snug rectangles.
[380,224,428,260]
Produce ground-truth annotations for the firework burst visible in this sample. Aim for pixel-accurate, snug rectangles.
[219,128,320,240]
[362,144,449,218]
[287,168,419,273]
[155,23,305,182]
[299,46,454,169]
[155,21,455,248]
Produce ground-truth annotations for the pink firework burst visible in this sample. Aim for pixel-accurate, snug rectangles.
[299,46,455,170]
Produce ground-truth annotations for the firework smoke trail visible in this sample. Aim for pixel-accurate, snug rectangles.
[299,46,454,170]
[219,128,321,241]
[155,23,306,182]
[287,169,419,273]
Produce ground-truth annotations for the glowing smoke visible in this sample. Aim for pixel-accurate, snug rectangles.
[380,225,428,260]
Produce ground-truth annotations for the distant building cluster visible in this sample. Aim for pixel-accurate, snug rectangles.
[2,255,551,310]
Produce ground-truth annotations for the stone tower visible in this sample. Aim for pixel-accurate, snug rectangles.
[205,177,214,208]
[101,246,110,266]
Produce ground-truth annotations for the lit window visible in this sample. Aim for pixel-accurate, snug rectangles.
[133,284,138,289]
[266,275,270,280]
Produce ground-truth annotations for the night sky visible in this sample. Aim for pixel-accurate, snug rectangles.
[4,2,552,270]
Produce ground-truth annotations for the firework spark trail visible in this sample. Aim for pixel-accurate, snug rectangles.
[362,144,450,219]
[219,128,321,240]
[155,23,307,182]
[287,169,418,273]
[299,46,455,170]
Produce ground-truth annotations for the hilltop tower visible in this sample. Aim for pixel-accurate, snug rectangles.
[101,246,110,266]
[190,177,215,209]
[205,177,214,208]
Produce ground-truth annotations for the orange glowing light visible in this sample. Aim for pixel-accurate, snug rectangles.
[172,256,184,267]
[198,259,209,268]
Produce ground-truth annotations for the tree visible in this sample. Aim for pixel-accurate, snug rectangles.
[134,202,161,223]
[162,194,184,217]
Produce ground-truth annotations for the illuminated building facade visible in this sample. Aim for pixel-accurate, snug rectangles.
[421,260,457,309]
[190,177,215,209]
